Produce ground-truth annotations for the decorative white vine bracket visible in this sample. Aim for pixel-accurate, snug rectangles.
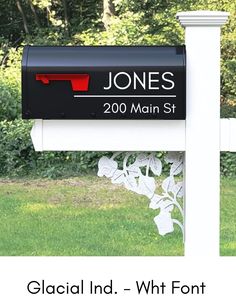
[97,152,184,238]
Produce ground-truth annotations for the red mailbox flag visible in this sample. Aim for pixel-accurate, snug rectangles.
[36,74,90,91]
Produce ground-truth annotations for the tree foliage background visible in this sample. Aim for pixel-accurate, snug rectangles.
[0,0,235,177]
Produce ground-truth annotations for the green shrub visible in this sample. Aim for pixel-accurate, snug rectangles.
[0,119,112,178]
[221,102,236,118]
[221,60,236,102]
[0,120,35,175]
[221,153,236,177]
[0,48,21,120]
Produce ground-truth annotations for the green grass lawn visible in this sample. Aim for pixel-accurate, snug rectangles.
[0,176,235,256]
[0,176,183,256]
[220,177,236,256]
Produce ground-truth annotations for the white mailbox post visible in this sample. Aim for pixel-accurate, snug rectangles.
[177,11,229,257]
[30,11,236,257]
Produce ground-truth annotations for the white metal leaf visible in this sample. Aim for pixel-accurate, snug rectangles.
[111,169,125,184]
[165,152,178,163]
[154,211,174,236]
[172,219,184,234]
[135,153,149,167]
[124,175,138,191]
[97,156,118,178]
[126,164,140,177]
[162,176,175,193]
[150,157,162,176]
[149,194,163,210]
[165,152,183,164]
[137,175,156,198]
[172,181,184,198]
[170,160,183,176]
[160,199,174,212]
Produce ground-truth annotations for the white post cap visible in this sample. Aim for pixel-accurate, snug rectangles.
[176,11,229,27]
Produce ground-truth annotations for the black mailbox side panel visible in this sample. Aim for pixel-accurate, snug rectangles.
[22,46,186,120]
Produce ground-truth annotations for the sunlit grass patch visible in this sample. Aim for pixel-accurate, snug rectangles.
[21,203,57,213]
[220,177,236,256]
[0,175,182,256]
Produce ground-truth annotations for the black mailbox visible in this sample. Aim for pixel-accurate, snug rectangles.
[22,46,186,120]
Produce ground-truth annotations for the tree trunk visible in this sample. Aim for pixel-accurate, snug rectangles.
[102,0,115,30]
[28,0,40,27]
[16,0,29,34]
[62,0,69,34]
[46,7,50,26]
